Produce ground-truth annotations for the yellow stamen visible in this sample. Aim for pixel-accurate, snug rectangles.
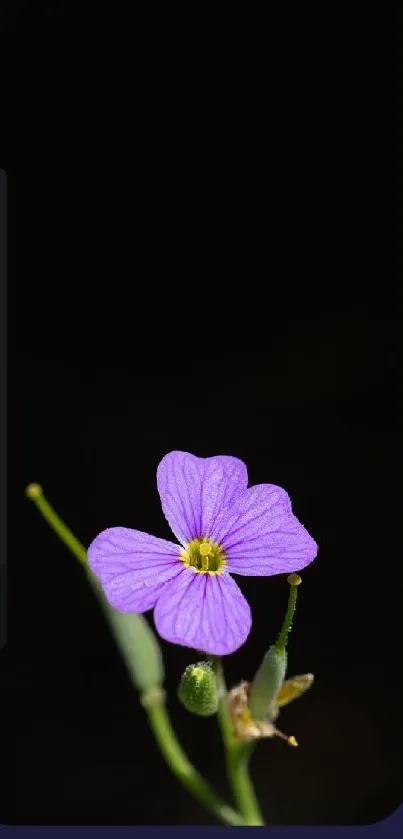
[272,726,299,746]
[181,537,226,575]
[200,541,212,557]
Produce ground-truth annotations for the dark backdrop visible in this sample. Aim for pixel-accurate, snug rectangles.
[2,0,401,827]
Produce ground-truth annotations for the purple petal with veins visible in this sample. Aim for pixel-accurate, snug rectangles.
[153,568,252,655]
[157,451,248,546]
[87,527,182,613]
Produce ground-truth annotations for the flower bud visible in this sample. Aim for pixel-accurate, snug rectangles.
[248,645,287,721]
[177,661,218,717]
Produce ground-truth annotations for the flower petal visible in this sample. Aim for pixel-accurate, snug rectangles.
[153,568,252,655]
[213,485,318,575]
[87,527,183,612]
[157,451,248,546]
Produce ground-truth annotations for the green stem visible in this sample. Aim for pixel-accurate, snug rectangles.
[274,573,301,653]
[26,484,87,566]
[211,657,264,826]
[144,694,244,825]
[25,484,245,827]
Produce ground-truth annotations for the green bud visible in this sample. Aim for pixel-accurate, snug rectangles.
[177,661,218,717]
[248,645,287,721]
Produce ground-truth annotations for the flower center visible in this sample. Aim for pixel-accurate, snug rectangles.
[180,537,226,575]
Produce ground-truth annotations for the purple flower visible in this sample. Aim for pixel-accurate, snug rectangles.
[87,452,318,656]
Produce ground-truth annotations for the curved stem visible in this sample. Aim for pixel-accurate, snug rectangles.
[211,657,264,826]
[25,485,245,826]
[143,693,244,825]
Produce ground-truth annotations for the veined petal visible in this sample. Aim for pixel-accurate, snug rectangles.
[87,527,183,612]
[153,568,252,655]
[213,484,318,576]
[157,451,248,546]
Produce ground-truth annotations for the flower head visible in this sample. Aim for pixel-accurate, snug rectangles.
[87,451,318,656]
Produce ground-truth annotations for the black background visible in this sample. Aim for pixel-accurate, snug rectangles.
[1,0,402,827]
